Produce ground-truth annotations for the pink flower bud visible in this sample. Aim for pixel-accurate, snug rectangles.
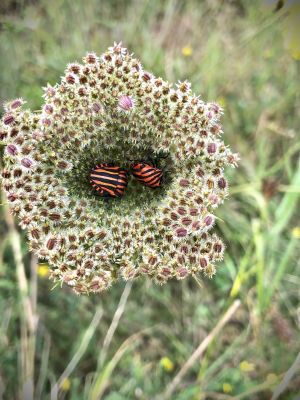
[44,85,56,97]
[32,130,43,141]
[208,194,219,205]
[142,72,152,81]
[92,102,102,112]
[196,168,205,177]
[30,229,41,240]
[214,242,223,253]
[57,161,70,170]
[44,104,53,114]
[42,118,51,127]
[85,53,97,64]
[192,221,201,231]
[200,257,208,268]
[176,227,188,238]
[177,267,188,278]
[78,87,86,97]
[84,260,94,269]
[170,212,179,221]
[179,179,189,187]
[180,245,189,254]
[49,213,61,221]
[21,158,33,168]
[204,215,214,227]
[7,144,18,155]
[162,218,171,227]
[207,143,217,154]
[46,238,57,250]
[218,177,227,189]
[68,64,81,74]
[177,207,187,215]
[189,208,199,216]
[118,95,134,111]
[10,99,24,109]
[3,114,14,125]
[182,217,192,226]
[7,193,17,202]
[66,74,76,84]
[161,267,172,277]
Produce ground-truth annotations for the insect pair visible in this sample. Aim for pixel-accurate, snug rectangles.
[90,161,163,198]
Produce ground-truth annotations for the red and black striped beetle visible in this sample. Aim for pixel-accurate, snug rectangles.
[130,161,163,188]
[90,163,128,198]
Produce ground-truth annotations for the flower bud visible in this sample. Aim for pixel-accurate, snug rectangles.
[176,267,188,279]
[66,74,76,84]
[7,144,18,156]
[199,257,208,268]
[2,169,10,179]
[21,158,33,169]
[170,212,179,221]
[177,207,187,216]
[189,208,199,216]
[213,242,223,253]
[92,102,102,113]
[3,114,15,125]
[204,215,214,227]
[46,237,57,250]
[118,95,134,111]
[218,177,227,189]
[182,217,192,226]
[176,227,188,238]
[207,143,217,154]
[7,193,18,202]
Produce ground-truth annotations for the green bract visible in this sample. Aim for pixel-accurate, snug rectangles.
[0,43,238,294]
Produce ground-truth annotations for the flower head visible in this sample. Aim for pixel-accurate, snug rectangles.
[182,46,193,57]
[0,43,238,294]
[239,360,255,373]
[160,357,174,372]
[223,382,233,394]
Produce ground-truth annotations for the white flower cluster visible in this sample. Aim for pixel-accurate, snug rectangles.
[0,43,238,294]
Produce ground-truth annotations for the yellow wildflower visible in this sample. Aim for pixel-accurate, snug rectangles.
[37,263,50,278]
[217,96,226,108]
[182,46,193,57]
[160,357,174,372]
[60,378,71,391]
[223,383,233,393]
[239,360,255,372]
[292,227,300,239]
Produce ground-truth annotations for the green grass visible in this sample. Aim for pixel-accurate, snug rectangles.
[0,0,300,399]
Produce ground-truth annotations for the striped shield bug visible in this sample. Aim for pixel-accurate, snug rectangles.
[90,163,128,198]
[130,161,163,188]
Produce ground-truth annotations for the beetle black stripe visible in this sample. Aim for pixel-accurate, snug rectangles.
[137,170,162,181]
[145,172,162,183]
[91,170,122,178]
[135,170,155,179]
[92,178,127,188]
[145,177,162,187]
[136,171,161,181]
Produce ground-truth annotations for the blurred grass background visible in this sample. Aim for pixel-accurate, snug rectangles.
[0,0,300,399]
